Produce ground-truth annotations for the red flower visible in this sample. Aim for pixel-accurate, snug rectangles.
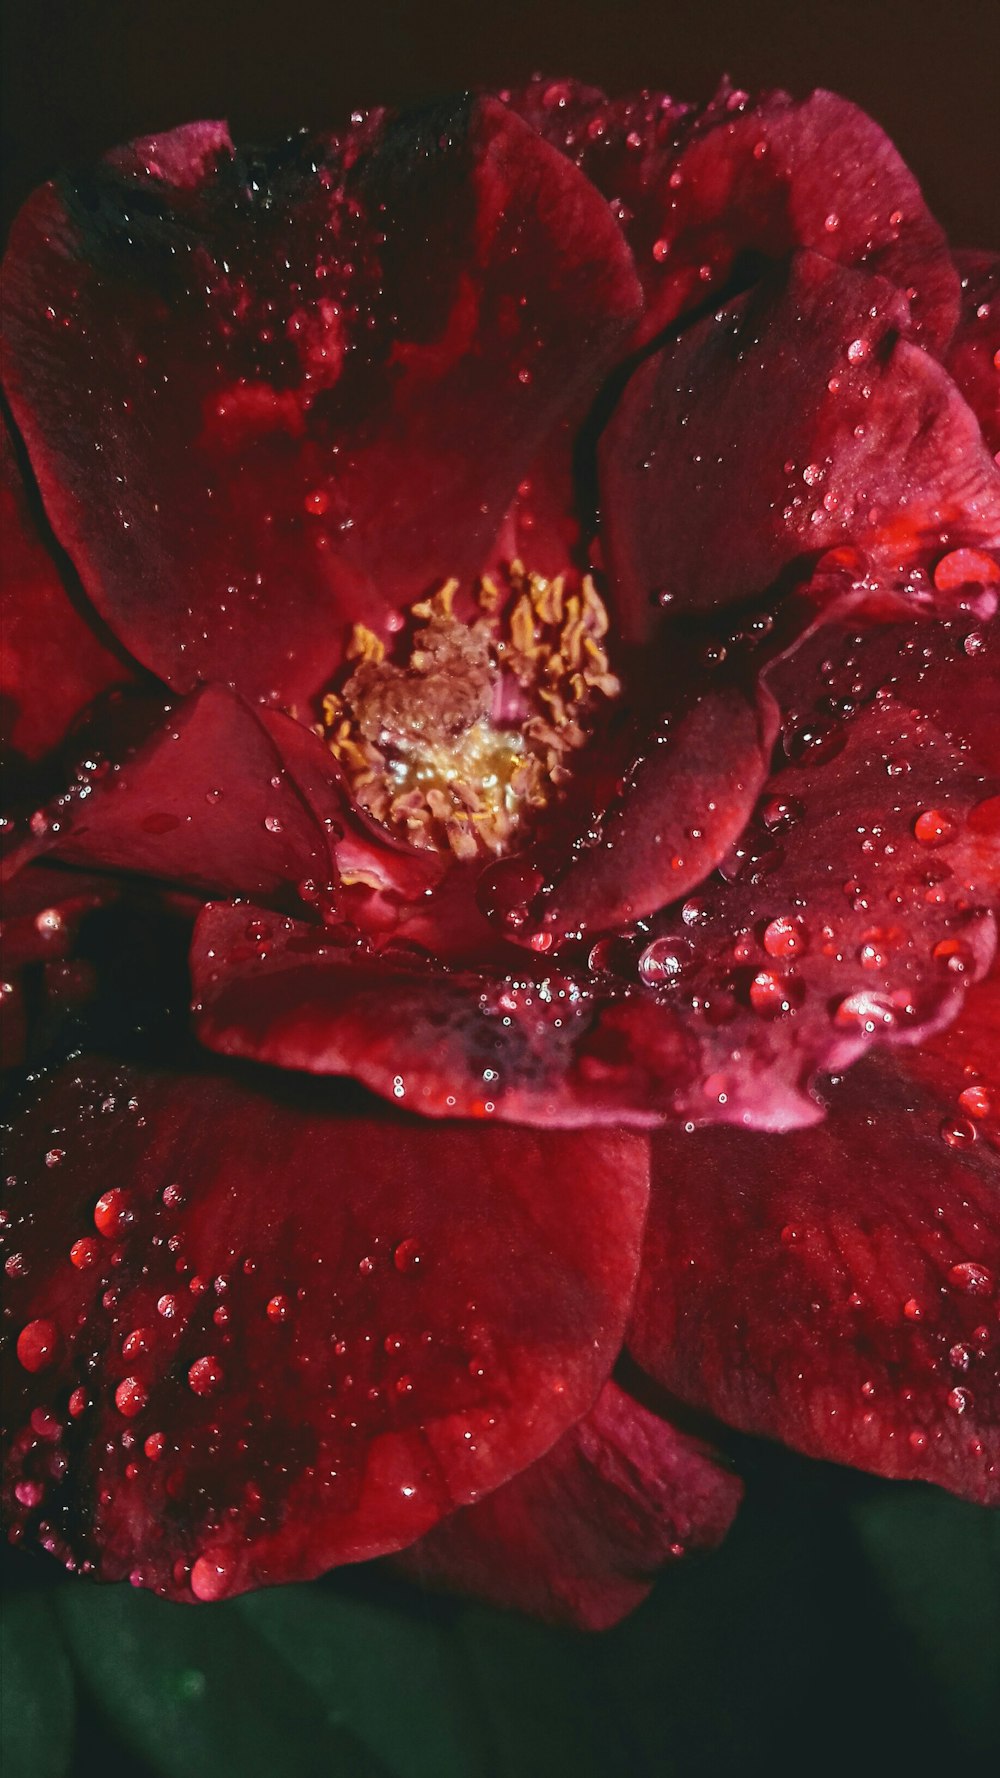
[2,78,999,1629]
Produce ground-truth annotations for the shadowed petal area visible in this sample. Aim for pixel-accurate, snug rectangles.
[20,685,338,906]
[1,103,641,704]
[191,902,680,1128]
[1,1058,649,1600]
[628,971,1000,1502]
[1,416,131,766]
[600,253,1000,638]
[393,1378,742,1629]
[509,81,959,351]
[947,251,1000,456]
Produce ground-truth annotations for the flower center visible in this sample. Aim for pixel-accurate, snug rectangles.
[323,565,620,859]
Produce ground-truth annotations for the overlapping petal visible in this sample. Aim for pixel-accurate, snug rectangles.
[1,102,641,705]
[947,251,1000,455]
[600,253,1000,636]
[628,971,1000,1500]
[1,1058,650,1599]
[394,1379,742,1629]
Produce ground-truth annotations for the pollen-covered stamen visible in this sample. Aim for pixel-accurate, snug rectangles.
[323,566,620,859]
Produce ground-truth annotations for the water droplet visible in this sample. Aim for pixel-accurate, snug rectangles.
[94,1188,134,1239]
[16,1319,60,1372]
[762,914,808,958]
[947,1386,973,1414]
[958,1085,991,1120]
[187,1355,223,1395]
[638,939,688,985]
[913,807,958,847]
[190,1547,237,1601]
[393,1238,423,1274]
[115,1377,149,1417]
[70,1237,101,1269]
[263,815,283,835]
[266,1294,290,1324]
[940,1117,977,1149]
[947,1260,994,1295]
[902,1297,923,1321]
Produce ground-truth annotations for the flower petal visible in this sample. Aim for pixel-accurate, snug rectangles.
[1,1058,649,1600]
[393,1379,742,1629]
[947,251,1000,455]
[19,684,337,906]
[190,901,672,1128]
[600,252,1000,636]
[509,80,959,351]
[2,103,641,704]
[628,971,1000,1501]
[1,415,131,766]
[581,680,999,1130]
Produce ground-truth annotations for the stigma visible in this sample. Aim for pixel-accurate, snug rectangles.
[323,564,620,860]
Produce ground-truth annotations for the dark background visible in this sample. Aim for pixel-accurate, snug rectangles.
[2,4,999,1775]
[2,0,999,245]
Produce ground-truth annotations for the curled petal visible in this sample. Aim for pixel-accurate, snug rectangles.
[600,253,1000,636]
[2,103,641,703]
[1,1058,649,1599]
[628,971,1000,1502]
[394,1379,742,1629]
[510,80,959,351]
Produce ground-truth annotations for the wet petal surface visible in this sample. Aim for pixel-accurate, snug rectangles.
[2,103,640,704]
[1,1058,649,1599]
[394,1379,741,1629]
[628,971,1000,1501]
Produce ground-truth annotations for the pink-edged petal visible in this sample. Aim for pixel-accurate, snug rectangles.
[628,970,1000,1501]
[947,251,1000,456]
[509,81,958,352]
[190,901,675,1128]
[2,104,641,705]
[600,252,1000,638]
[393,1378,741,1629]
[1,1056,649,1600]
[15,684,339,905]
[580,683,999,1130]
[1,415,132,766]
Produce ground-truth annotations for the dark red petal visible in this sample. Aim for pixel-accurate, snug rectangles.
[191,901,676,1128]
[19,685,338,905]
[0,863,120,1067]
[2,104,641,704]
[628,970,1000,1501]
[946,251,1000,455]
[600,253,1000,637]
[1,1057,649,1600]
[393,1379,741,1629]
[582,684,999,1130]
[1,415,131,766]
[509,81,959,352]
[488,676,777,940]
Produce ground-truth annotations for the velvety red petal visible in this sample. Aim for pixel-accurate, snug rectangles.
[18,685,338,906]
[628,970,1000,1501]
[485,675,777,940]
[946,251,1000,456]
[580,683,999,1130]
[2,104,641,704]
[600,252,1000,637]
[0,864,118,1067]
[393,1379,741,1629]
[1,1057,649,1600]
[1,415,131,766]
[190,901,676,1128]
[509,80,959,352]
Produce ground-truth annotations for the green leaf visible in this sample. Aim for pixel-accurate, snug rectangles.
[850,1485,1000,1759]
[57,1584,389,1778]
[234,1579,483,1778]
[0,1592,75,1778]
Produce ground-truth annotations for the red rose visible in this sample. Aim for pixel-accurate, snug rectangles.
[2,78,998,1628]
